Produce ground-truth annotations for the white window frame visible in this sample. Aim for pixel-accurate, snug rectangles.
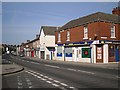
[66,30,70,41]
[110,25,116,38]
[58,32,61,42]
[83,26,88,39]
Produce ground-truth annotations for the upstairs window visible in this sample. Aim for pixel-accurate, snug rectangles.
[58,32,61,42]
[83,26,88,39]
[67,30,70,41]
[111,25,116,38]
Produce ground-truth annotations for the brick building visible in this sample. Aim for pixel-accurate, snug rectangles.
[55,7,120,63]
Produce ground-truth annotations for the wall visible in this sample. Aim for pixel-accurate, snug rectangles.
[45,35,55,47]
[55,22,119,45]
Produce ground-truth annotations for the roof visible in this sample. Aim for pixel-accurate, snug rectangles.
[59,12,120,31]
[40,26,61,35]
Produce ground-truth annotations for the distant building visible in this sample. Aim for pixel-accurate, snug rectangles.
[39,26,60,60]
[54,7,120,63]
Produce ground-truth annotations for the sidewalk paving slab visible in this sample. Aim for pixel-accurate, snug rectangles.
[1,64,24,75]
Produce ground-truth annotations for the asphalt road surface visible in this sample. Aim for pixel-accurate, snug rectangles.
[2,54,119,89]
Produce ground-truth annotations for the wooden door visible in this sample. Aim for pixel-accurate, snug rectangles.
[96,45,103,63]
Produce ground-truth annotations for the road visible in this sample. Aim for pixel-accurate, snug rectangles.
[2,54,119,89]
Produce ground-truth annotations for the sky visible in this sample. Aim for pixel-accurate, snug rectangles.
[2,1,119,45]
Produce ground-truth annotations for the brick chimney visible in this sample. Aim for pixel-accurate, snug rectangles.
[27,40,30,43]
[36,34,39,38]
[112,7,120,16]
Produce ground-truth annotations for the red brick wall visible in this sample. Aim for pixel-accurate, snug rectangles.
[55,22,120,44]
[55,31,58,44]
[98,22,119,40]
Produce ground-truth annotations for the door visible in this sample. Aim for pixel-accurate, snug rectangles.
[73,47,79,62]
[31,51,34,57]
[115,45,119,62]
[41,51,45,59]
[96,45,103,63]
[109,45,116,62]
[51,52,53,60]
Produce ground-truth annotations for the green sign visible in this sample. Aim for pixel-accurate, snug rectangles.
[82,48,91,58]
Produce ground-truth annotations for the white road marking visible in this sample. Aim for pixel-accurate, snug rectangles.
[46,81,52,84]
[28,86,32,88]
[44,76,48,78]
[48,78,53,80]
[41,78,47,81]
[53,80,60,83]
[116,76,120,79]
[77,70,94,74]
[18,86,23,88]
[18,82,23,85]
[67,68,77,71]
[60,83,68,87]
[29,61,39,64]
[52,83,59,87]
[26,70,77,89]
[44,64,60,69]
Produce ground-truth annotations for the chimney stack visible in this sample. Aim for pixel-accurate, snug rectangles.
[36,34,39,38]
[27,40,30,43]
[112,7,120,16]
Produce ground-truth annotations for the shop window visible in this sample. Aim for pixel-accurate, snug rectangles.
[57,46,62,57]
[65,47,72,57]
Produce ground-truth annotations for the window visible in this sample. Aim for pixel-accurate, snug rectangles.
[111,25,116,38]
[83,26,88,39]
[67,30,70,41]
[58,32,61,42]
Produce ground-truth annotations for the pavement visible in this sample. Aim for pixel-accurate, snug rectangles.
[1,64,24,75]
[24,56,120,70]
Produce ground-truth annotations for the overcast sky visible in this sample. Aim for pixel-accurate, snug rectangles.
[2,1,119,45]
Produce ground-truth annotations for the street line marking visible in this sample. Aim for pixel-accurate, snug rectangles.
[53,80,60,83]
[44,64,60,69]
[116,76,120,79]
[48,78,53,80]
[67,68,77,71]
[30,62,39,64]
[28,86,32,88]
[52,83,59,87]
[26,70,77,89]
[46,81,52,84]
[41,78,47,81]
[60,83,68,87]
[44,76,48,78]
[77,70,94,75]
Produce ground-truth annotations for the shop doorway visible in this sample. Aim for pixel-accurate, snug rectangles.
[41,51,45,59]
[109,45,116,62]
[96,45,103,63]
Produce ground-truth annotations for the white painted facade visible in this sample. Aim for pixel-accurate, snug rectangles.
[40,28,55,60]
